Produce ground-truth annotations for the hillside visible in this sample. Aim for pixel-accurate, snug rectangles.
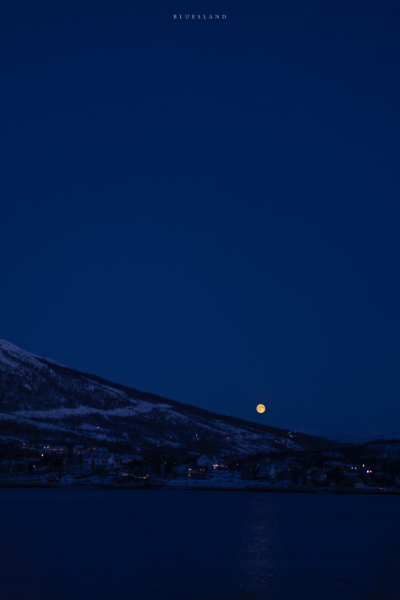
[0,339,337,456]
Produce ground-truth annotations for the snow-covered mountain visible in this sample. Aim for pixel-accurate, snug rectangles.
[0,339,336,455]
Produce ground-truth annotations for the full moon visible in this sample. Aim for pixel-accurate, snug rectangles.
[256,404,265,413]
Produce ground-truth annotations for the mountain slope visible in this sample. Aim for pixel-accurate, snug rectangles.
[0,338,336,455]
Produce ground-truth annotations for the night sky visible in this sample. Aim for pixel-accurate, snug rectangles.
[1,0,400,440]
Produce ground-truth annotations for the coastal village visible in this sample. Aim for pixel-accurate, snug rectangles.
[1,437,399,493]
[2,339,399,495]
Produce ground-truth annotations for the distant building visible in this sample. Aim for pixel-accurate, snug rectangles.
[188,465,206,478]
[345,472,367,488]
[256,464,276,479]
[85,446,107,453]
[270,461,292,473]
[83,451,117,470]
[322,461,346,470]
[41,445,68,455]
[255,460,292,480]
[174,464,192,476]
[212,456,228,470]
[173,464,206,478]
[345,464,362,473]
[196,455,213,469]
[118,454,143,466]
[306,468,327,484]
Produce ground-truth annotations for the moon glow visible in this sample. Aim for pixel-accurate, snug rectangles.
[256,404,265,413]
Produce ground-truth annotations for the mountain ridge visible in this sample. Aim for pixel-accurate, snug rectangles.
[0,338,338,455]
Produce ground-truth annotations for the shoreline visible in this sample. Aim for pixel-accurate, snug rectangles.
[0,481,399,495]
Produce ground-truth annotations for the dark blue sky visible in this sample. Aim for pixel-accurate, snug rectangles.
[1,0,400,439]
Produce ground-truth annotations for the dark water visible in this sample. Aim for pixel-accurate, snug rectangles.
[0,489,400,600]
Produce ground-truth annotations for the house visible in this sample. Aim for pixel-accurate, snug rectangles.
[307,468,327,481]
[41,446,68,455]
[270,461,292,472]
[345,472,366,489]
[345,464,362,473]
[172,463,205,478]
[188,465,206,478]
[83,451,117,470]
[119,454,143,466]
[256,461,292,480]
[306,468,327,485]
[353,478,365,490]
[83,452,101,468]
[256,463,276,479]
[196,455,213,469]
[322,461,346,471]
[174,464,192,476]
[211,456,227,470]
[212,456,227,470]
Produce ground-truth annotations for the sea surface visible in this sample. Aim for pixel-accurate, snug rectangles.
[0,488,399,600]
